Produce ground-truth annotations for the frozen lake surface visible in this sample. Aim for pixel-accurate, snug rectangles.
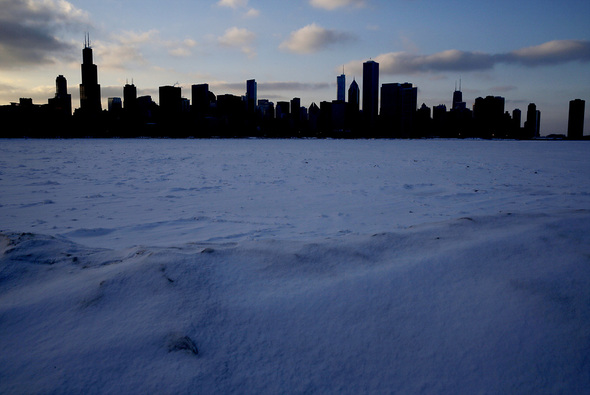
[1,139,589,393]
[1,138,588,248]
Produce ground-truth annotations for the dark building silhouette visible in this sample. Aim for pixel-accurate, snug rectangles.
[79,34,101,113]
[452,81,466,110]
[246,79,257,113]
[525,103,540,138]
[308,102,320,132]
[108,97,122,113]
[123,82,137,113]
[216,94,244,135]
[48,75,72,117]
[512,109,521,129]
[380,82,417,137]
[191,84,210,116]
[473,96,505,138]
[257,99,274,120]
[291,97,301,129]
[331,100,346,133]
[276,101,290,120]
[159,85,182,116]
[137,95,156,119]
[348,78,360,112]
[337,73,346,102]
[567,99,585,139]
[362,60,379,128]
[415,103,432,137]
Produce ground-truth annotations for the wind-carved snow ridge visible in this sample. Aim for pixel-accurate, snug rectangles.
[1,210,590,394]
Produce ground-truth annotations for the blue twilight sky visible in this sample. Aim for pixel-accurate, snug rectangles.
[1,0,589,134]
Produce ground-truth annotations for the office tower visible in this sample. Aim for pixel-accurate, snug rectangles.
[246,79,257,113]
[56,75,67,97]
[525,103,538,138]
[50,75,71,116]
[473,96,505,124]
[452,81,466,110]
[362,60,379,126]
[257,99,274,120]
[567,99,585,139]
[348,78,360,112]
[337,73,346,102]
[401,83,418,135]
[108,97,122,113]
[512,109,521,129]
[191,84,210,116]
[381,82,417,137]
[473,95,505,137]
[79,33,101,113]
[291,97,301,123]
[159,85,182,117]
[123,82,137,112]
[276,101,290,120]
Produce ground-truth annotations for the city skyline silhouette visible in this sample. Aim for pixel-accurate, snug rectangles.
[1,1,589,134]
[0,36,586,139]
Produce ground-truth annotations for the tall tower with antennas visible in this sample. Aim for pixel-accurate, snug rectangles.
[79,33,102,113]
[452,78,466,110]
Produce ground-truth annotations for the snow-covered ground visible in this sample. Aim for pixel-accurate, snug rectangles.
[1,139,589,393]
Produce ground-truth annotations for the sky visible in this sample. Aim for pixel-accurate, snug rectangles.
[1,0,589,134]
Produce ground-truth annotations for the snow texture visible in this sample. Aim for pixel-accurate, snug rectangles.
[1,139,589,393]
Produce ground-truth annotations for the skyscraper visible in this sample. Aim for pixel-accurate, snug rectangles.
[567,99,585,139]
[452,81,466,110]
[381,82,417,137]
[362,60,379,127]
[246,79,257,113]
[348,78,360,113]
[191,84,210,116]
[108,97,122,113]
[123,82,137,113]
[525,103,540,138]
[291,97,301,123]
[337,73,346,102]
[159,85,182,117]
[79,34,101,113]
[50,75,71,116]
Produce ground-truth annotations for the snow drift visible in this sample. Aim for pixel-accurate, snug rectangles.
[1,139,589,393]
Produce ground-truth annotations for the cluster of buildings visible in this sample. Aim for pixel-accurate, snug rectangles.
[0,39,586,139]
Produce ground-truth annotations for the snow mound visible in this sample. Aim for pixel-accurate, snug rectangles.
[1,210,589,393]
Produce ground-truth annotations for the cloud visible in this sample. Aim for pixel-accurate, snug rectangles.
[506,40,590,66]
[0,0,89,68]
[216,0,259,17]
[218,27,256,56]
[343,39,590,76]
[217,0,247,9]
[95,31,199,69]
[279,23,354,54]
[309,0,366,10]
[95,30,160,70]
[244,8,260,18]
[168,38,198,57]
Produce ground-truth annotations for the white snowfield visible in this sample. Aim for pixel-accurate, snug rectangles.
[1,139,589,393]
